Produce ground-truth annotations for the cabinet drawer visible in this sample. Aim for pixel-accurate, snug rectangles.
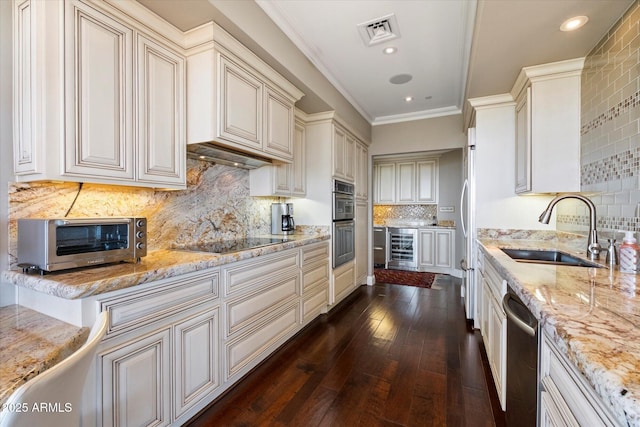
[223,250,299,296]
[224,301,300,381]
[302,285,327,324]
[482,259,506,299]
[100,269,219,338]
[302,260,329,292]
[301,242,330,266]
[225,272,299,336]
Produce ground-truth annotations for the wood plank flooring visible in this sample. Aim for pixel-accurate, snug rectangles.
[187,276,505,427]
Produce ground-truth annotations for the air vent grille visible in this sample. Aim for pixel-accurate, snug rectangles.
[357,14,400,46]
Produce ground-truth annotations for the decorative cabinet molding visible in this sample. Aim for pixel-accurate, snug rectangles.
[539,333,619,427]
[249,114,306,197]
[417,228,455,273]
[373,157,439,204]
[13,0,186,189]
[187,23,304,163]
[511,58,584,194]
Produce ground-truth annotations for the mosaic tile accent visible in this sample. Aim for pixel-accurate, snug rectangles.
[581,91,640,136]
[373,204,437,225]
[581,147,640,185]
[557,214,640,234]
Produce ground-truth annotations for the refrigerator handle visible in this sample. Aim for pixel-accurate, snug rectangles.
[460,179,468,238]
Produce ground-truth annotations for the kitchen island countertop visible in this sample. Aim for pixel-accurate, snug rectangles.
[1,233,329,300]
[479,235,640,426]
[0,305,89,407]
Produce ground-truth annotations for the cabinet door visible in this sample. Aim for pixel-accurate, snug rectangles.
[101,328,171,427]
[355,202,368,284]
[264,86,294,160]
[417,160,438,203]
[64,0,134,180]
[396,162,416,203]
[137,33,185,186]
[332,125,347,179]
[418,229,435,267]
[489,294,506,409]
[344,132,356,182]
[355,142,368,200]
[13,0,38,175]
[217,54,262,150]
[515,87,532,193]
[174,308,220,418]
[291,120,306,196]
[375,163,396,203]
[435,230,453,268]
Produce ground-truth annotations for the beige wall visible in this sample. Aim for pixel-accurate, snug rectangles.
[370,114,466,156]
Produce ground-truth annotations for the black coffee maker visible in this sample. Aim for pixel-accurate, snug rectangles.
[271,203,295,235]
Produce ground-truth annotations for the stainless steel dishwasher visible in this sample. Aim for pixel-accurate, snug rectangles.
[373,227,387,268]
[502,286,538,427]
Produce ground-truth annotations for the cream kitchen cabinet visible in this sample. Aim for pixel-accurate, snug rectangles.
[355,201,368,285]
[301,242,330,324]
[511,58,584,194]
[373,158,438,204]
[332,124,356,182]
[539,333,618,427]
[417,228,455,274]
[249,114,306,197]
[13,0,186,189]
[186,23,304,163]
[478,257,507,410]
[95,268,221,426]
[374,162,396,204]
[355,141,369,201]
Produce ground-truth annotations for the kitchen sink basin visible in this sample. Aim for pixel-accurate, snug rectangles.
[500,248,604,268]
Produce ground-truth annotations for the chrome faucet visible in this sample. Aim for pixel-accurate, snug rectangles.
[538,194,601,260]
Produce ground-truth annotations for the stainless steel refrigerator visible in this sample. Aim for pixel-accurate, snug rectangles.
[460,128,477,326]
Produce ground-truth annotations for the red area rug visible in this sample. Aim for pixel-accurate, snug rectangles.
[374,268,435,288]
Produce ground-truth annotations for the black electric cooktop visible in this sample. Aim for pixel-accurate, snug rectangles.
[177,237,288,254]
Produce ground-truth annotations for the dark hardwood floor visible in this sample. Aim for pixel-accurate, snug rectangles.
[187,276,506,427]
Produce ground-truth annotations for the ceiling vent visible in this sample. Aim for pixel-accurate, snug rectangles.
[357,14,400,47]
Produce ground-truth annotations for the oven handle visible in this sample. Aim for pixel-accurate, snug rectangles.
[54,218,132,226]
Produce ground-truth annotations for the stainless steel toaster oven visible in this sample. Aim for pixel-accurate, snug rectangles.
[17,218,147,272]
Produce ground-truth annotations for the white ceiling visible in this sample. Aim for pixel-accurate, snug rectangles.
[138,0,635,126]
[256,0,476,126]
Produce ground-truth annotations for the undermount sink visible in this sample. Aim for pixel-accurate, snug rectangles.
[500,248,604,268]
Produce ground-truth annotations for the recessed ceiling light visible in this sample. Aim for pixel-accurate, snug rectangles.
[383,46,397,55]
[560,16,588,31]
[404,96,413,102]
[389,74,412,85]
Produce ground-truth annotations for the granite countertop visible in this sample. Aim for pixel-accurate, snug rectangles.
[1,233,329,300]
[478,236,640,426]
[0,305,89,406]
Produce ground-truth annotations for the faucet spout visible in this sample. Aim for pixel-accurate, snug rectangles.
[538,194,601,260]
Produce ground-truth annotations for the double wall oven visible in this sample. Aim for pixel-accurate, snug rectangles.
[332,180,355,268]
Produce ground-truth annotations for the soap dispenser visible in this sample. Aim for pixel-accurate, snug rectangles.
[606,238,618,268]
[619,231,639,273]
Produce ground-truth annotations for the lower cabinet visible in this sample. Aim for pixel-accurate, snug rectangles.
[478,257,507,410]
[91,242,330,427]
[417,228,455,274]
[539,333,618,426]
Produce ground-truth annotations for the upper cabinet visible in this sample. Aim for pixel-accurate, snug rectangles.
[186,23,304,163]
[355,141,368,201]
[249,112,306,198]
[332,123,356,183]
[373,157,439,204]
[511,58,584,194]
[13,0,186,189]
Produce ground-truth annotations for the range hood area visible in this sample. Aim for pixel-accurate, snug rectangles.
[187,142,273,170]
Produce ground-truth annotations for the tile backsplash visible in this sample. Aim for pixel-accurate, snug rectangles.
[373,204,437,224]
[7,160,281,267]
[557,0,640,239]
